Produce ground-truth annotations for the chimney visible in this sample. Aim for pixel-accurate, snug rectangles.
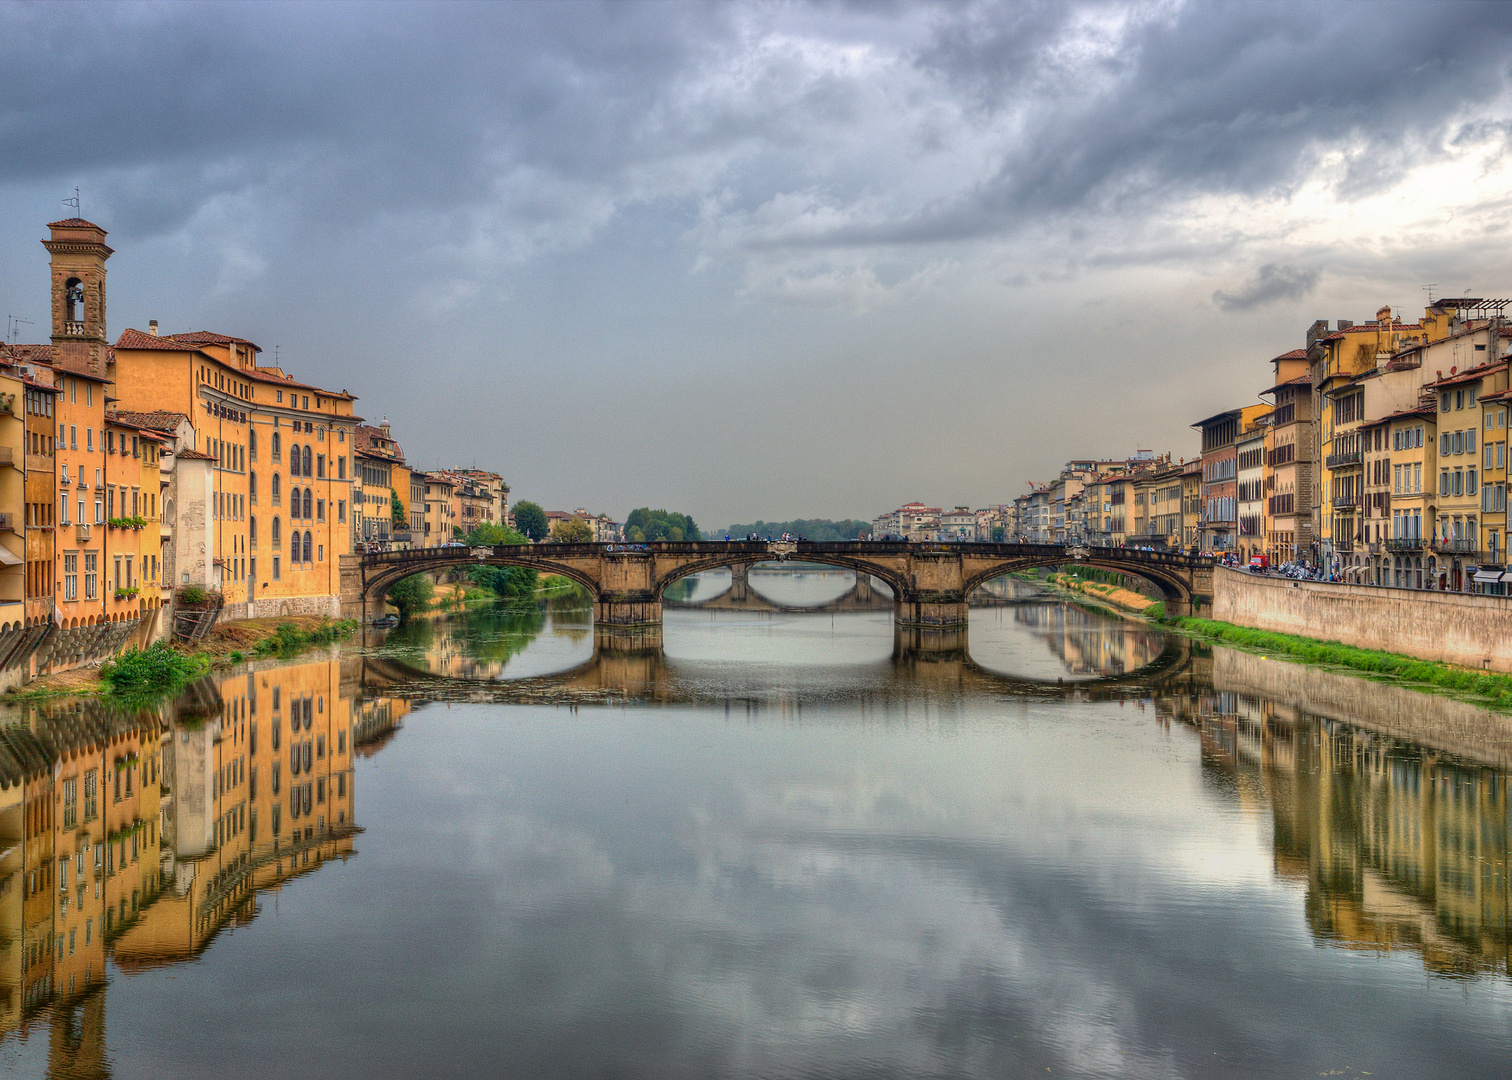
[148,320,158,336]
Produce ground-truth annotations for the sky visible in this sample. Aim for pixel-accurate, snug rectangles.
[4,0,1512,530]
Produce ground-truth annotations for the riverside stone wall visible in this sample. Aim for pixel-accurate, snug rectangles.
[1212,566,1512,672]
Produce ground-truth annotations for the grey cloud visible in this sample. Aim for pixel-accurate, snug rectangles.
[1213,263,1321,311]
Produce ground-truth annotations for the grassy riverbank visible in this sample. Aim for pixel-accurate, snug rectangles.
[6,616,358,702]
[1171,616,1512,706]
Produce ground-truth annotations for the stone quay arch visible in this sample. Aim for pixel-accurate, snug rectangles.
[342,541,1213,639]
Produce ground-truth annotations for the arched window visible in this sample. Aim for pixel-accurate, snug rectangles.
[249,471,257,503]
[249,429,257,460]
[303,488,313,519]
[302,446,312,475]
[271,474,281,506]
[289,443,301,477]
[271,517,281,545]
[271,431,281,462]
[291,531,300,564]
[249,516,257,549]
[303,531,313,564]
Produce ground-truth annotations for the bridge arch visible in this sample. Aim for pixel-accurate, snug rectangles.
[959,556,1194,610]
[358,551,602,610]
[653,552,910,604]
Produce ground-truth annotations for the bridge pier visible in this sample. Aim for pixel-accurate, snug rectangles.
[729,562,750,602]
[893,592,969,629]
[594,593,662,627]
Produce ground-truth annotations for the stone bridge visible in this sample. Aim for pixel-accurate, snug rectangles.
[341,540,1213,628]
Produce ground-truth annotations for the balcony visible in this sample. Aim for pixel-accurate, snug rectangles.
[60,320,86,336]
[75,523,91,543]
[1434,537,1479,554]
[1331,494,1360,509]
[1326,450,1363,469]
[0,514,13,533]
[0,447,12,468]
[1385,537,1424,552]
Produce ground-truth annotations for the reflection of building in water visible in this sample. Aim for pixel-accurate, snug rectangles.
[1159,690,1512,977]
[1013,603,1164,676]
[0,656,411,1050]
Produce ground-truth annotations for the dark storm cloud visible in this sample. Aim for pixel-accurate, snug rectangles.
[1212,263,1320,311]
[6,1,1511,250]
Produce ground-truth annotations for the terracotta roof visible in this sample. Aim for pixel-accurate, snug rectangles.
[1261,374,1311,395]
[114,410,187,433]
[172,448,215,460]
[355,423,405,462]
[1424,359,1508,390]
[47,218,103,230]
[1380,406,1437,422]
[1,343,53,364]
[1272,349,1307,361]
[166,330,261,352]
[108,420,166,442]
[114,328,202,352]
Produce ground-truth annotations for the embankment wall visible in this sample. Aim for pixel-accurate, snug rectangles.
[1212,566,1512,672]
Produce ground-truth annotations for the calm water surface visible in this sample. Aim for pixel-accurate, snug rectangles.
[3,572,1512,1078]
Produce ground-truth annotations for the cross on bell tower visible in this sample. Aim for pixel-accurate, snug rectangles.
[42,216,113,375]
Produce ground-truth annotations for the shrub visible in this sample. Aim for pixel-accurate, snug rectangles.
[101,642,208,696]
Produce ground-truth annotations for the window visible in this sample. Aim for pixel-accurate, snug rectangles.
[338,500,346,523]
[1468,428,1477,454]
[250,516,257,549]
[317,454,325,478]
[338,455,346,479]
[63,553,77,600]
[249,429,257,460]
[317,499,325,523]
[62,779,77,828]
[303,488,313,518]
[302,446,312,475]
[84,552,96,599]
[290,443,301,477]
[271,474,281,505]
[1469,469,1478,495]
[272,431,281,461]
[303,531,313,563]
[291,532,300,564]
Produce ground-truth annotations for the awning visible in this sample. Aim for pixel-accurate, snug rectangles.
[1474,569,1501,583]
[0,546,20,566]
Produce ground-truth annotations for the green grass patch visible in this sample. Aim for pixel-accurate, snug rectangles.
[101,641,210,699]
[1171,616,1512,706]
[251,620,358,657]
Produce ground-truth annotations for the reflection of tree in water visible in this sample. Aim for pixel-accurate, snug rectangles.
[1013,603,1164,676]
[1159,689,1512,980]
[384,595,592,678]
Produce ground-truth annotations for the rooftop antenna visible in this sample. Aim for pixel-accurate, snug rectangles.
[1423,284,1438,304]
[7,316,33,344]
[62,188,80,216]
[274,345,280,365]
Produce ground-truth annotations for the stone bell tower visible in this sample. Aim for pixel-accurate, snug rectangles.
[42,217,113,375]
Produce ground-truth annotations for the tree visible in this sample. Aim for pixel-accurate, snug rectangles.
[551,518,594,543]
[513,501,548,541]
[624,508,699,543]
[465,522,514,546]
[992,525,1005,542]
[391,488,406,529]
[386,573,434,617]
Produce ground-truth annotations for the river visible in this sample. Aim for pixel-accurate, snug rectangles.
[2,571,1511,1078]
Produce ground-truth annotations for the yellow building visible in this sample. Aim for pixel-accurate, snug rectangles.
[0,364,25,644]
[1425,359,1510,590]
[421,472,456,546]
[354,422,405,549]
[110,327,358,619]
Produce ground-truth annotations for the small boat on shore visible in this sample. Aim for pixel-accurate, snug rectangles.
[371,614,400,628]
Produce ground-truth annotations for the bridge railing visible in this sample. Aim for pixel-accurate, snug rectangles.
[360,539,1211,567]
